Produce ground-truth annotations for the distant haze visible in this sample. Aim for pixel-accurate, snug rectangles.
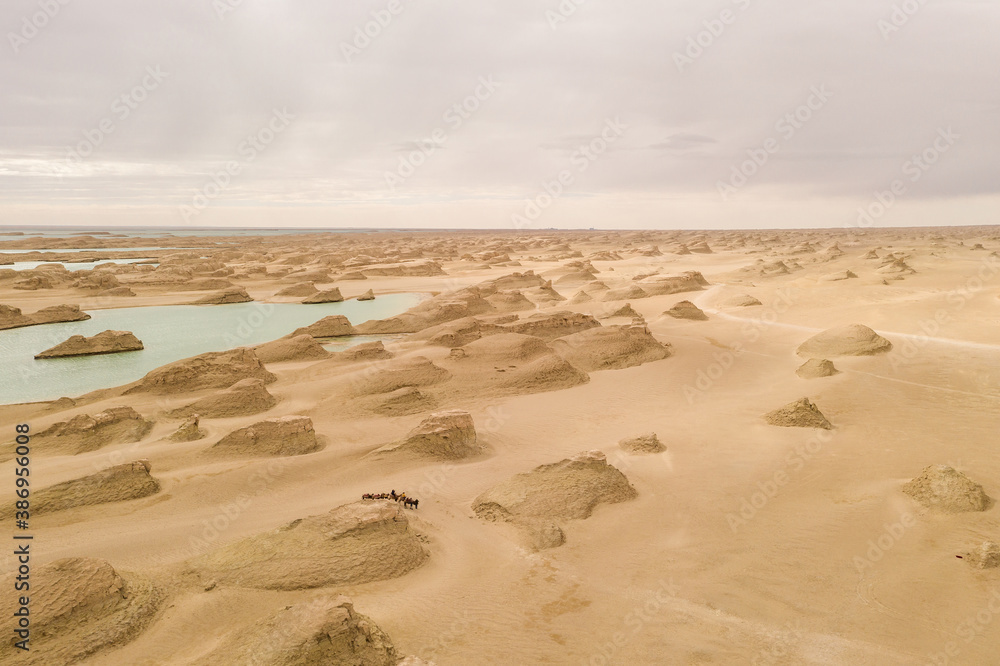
[1,0,998,229]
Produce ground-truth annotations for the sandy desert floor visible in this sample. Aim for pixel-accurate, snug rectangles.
[1,227,999,665]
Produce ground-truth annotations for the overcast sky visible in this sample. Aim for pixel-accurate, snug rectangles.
[1,0,997,229]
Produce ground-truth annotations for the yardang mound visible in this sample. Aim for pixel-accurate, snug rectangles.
[664,300,708,321]
[291,314,356,337]
[901,465,991,513]
[169,377,277,418]
[126,348,276,395]
[0,303,90,330]
[619,433,666,454]
[796,358,839,379]
[797,324,892,357]
[473,450,637,523]
[194,596,402,666]
[964,541,1000,569]
[764,398,833,429]
[0,558,160,665]
[192,501,427,590]
[193,287,253,304]
[385,410,479,459]
[29,460,159,516]
[212,416,321,457]
[253,334,330,363]
[34,406,153,454]
[551,325,671,371]
[35,330,143,359]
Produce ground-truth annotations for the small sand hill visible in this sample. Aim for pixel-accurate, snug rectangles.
[601,302,642,319]
[193,287,253,304]
[0,558,160,665]
[964,541,1000,569]
[901,465,992,513]
[486,289,536,312]
[211,416,321,457]
[347,356,451,395]
[636,271,708,296]
[35,329,143,359]
[168,414,206,441]
[253,334,330,363]
[473,450,637,524]
[602,285,648,301]
[34,406,153,454]
[551,325,671,371]
[303,287,344,303]
[126,347,276,394]
[193,501,427,590]
[275,281,318,297]
[28,460,159,516]
[170,378,277,418]
[721,294,762,307]
[820,270,858,281]
[523,281,566,304]
[796,358,839,378]
[796,324,892,357]
[569,290,593,304]
[501,310,601,340]
[291,314,356,337]
[365,386,437,416]
[446,333,589,396]
[385,410,479,459]
[553,270,598,288]
[764,398,833,429]
[665,300,708,320]
[619,433,666,454]
[194,596,402,666]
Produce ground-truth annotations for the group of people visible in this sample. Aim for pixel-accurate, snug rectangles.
[362,489,419,509]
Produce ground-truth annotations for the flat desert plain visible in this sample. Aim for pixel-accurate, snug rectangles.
[1,227,999,665]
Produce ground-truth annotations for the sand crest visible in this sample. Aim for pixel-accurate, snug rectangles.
[192,501,427,590]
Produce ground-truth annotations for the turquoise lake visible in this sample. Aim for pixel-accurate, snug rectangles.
[0,293,423,405]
